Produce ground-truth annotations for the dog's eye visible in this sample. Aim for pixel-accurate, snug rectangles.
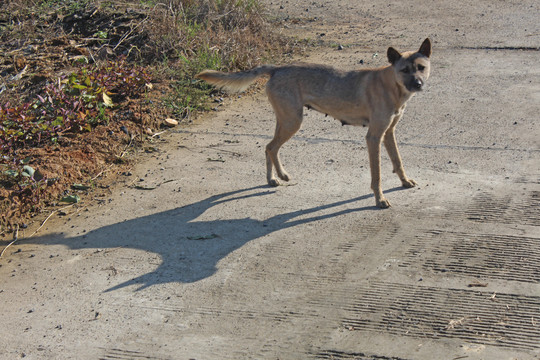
[400,67,410,74]
[418,65,425,71]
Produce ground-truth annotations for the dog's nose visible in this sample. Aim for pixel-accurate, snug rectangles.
[413,79,423,89]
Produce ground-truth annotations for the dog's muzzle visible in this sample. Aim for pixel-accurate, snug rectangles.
[408,78,424,92]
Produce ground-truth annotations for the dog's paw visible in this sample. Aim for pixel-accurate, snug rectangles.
[376,198,392,209]
[268,179,280,187]
[278,173,290,182]
[401,178,417,188]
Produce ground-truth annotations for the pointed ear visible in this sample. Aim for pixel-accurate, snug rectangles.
[387,47,401,65]
[418,38,431,58]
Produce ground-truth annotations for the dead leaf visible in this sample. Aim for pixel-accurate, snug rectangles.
[72,184,90,190]
[187,234,219,240]
[102,93,114,107]
[134,184,157,190]
[164,118,178,127]
[60,195,80,203]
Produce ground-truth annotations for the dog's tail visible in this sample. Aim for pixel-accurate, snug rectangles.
[195,65,276,93]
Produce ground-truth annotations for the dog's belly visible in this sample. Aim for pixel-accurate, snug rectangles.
[306,102,370,127]
[336,115,370,127]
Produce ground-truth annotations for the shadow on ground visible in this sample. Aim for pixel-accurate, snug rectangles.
[25,186,401,291]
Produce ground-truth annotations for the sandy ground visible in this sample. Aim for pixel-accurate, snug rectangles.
[1,0,539,359]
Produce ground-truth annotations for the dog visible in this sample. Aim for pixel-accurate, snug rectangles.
[196,38,431,208]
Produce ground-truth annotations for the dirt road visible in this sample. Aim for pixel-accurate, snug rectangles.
[1,0,539,359]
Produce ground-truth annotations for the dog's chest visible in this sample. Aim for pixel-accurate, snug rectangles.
[394,104,406,118]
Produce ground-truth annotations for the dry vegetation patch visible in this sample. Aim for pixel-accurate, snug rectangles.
[0,0,300,234]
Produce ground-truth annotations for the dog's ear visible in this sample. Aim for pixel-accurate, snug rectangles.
[418,38,431,58]
[387,47,401,65]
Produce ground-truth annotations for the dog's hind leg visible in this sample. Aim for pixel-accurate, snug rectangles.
[265,95,303,186]
[266,118,302,186]
[383,115,417,189]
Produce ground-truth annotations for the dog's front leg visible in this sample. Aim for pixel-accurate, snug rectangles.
[383,124,417,189]
[366,129,390,208]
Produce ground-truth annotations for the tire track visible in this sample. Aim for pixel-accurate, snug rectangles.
[398,230,540,283]
[311,349,412,360]
[465,190,539,226]
[99,348,171,360]
[339,282,540,350]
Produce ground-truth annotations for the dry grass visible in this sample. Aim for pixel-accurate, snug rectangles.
[0,0,298,118]
[144,0,285,69]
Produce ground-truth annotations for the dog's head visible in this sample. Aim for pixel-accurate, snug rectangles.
[387,38,431,93]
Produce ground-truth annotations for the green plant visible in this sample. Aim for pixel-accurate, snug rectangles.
[94,30,108,39]
[165,78,213,119]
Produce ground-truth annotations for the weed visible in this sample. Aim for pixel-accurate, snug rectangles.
[165,78,213,120]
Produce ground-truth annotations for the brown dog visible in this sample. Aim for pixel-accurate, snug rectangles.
[196,38,431,208]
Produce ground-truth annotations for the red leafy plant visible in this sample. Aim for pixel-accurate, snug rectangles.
[1,58,151,222]
[1,58,151,156]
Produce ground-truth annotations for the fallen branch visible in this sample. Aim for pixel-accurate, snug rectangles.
[151,130,168,138]
[0,224,19,258]
[118,134,135,158]
[91,163,115,181]
[113,15,149,52]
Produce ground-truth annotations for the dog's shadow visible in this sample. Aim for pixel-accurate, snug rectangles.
[26,186,400,291]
